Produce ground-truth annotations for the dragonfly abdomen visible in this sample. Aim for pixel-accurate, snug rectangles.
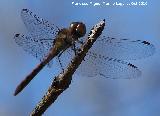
[14,46,60,96]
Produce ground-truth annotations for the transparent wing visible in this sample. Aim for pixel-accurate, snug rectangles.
[77,52,141,79]
[21,9,59,39]
[58,47,75,69]
[90,36,155,60]
[14,34,53,63]
[21,8,60,54]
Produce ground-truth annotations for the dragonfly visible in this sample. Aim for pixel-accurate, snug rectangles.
[13,9,155,96]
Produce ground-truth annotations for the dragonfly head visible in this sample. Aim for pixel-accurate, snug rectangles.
[69,22,86,39]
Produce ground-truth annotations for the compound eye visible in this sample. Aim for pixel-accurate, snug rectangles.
[76,23,86,37]
[70,22,78,28]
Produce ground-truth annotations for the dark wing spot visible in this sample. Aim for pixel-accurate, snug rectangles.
[142,41,150,45]
[15,34,20,37]
[128,63,137,68]
[22,9,28,12]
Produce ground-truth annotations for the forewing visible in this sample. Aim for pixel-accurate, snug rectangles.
[21,9,59,39]
[21,8,59,53]
[90,36,155,60]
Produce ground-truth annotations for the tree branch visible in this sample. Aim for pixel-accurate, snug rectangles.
[30,19,105,116]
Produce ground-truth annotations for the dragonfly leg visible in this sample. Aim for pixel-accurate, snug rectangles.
[57,55,64,72]
[72,42,86,61]
[71,44,77,56]
[71,43,83,56]
[77,40,84,44]
[56,47,69,72]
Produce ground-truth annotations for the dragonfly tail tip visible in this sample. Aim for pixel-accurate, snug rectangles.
[14,90,19,96]
[14,86,22,96]
[14,91,18,96]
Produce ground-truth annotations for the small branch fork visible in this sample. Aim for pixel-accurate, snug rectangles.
[30,19,105,116]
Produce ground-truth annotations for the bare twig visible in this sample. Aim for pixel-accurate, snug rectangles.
[30,19,105,116]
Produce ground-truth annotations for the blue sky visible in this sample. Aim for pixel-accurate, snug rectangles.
[0,0,160,116]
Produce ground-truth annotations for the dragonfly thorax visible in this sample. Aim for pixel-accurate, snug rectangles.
[69,22,86,39]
